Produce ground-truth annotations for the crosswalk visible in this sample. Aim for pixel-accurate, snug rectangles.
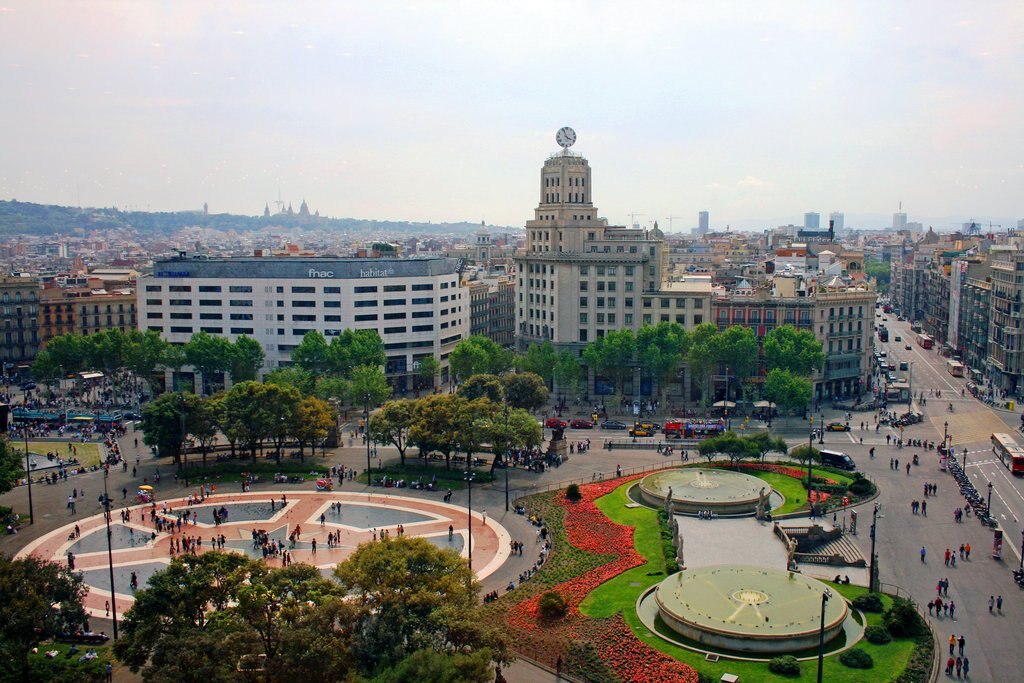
[930,411,1008,446]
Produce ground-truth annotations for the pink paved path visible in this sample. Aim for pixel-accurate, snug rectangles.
[17,490,511,620]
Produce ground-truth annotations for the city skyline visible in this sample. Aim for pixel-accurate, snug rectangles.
[1,2,1021,230]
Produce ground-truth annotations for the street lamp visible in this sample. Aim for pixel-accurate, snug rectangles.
[817,589,832,683]
[178,394,188,489]
[102,469,118,640]
[23,426,34,525]
[503,402,510,512]
[364,393,372,487]
[465,459,475,575]
[1020,529,1024,571]
[987,481,993,514]
[869,503,882,593]
[943,421,948,448]
[963,447,969,470]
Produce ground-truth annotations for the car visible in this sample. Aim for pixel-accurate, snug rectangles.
[601,420,628,430]
[20,381,36,391]
[897,316,906,321]
[122,412,142,421]
[882,317,888,322]
[638,421,661,431]
[825,422,850,432]
[894,335,902,342]
[569,419,594,429]
[905,344,912,350]
[628,427,653,437]
[544,418,567,429]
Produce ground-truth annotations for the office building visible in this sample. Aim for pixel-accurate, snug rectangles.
[698,211,709,235]
[829,212,844,233]
[804,212,820,230]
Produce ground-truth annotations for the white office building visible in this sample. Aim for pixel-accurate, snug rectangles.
[138,256,468,392]
[804,212,820,230]
[829,212,844,233]
[698,211,710,235]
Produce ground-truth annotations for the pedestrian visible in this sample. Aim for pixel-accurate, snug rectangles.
[906,462,911,475]
[957,634,965,655]
[945,548,951,566]
[946,656,954,675]
[928,600,934,616]
[105,600,110,617]
[949,601,956,620]
[132,466,136,477]
[921,500,927,515]
[965,543,971,560]
[949,634,956,656]
[106,662,113,682]
[943,578,949,596]
[989,595,995,612]
[997,594,1003,612]
[955,656,962,677]
[921,546,926,562]
[962,657,969,677]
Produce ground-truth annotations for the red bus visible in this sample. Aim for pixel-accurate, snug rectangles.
[664,419,726,439]
[992,433,1024,474]
[916,333,934,349]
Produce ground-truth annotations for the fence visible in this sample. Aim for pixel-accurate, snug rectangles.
[878,581,941,683]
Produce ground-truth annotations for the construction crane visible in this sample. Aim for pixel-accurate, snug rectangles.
[665,215,682,232]
[628,212,644,228]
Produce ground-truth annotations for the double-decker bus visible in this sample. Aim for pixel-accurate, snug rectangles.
[916,333,934,349]
[992,433,1024,474]
[664,419,726,439]
[878,326,889,342]
[946,360,965,377]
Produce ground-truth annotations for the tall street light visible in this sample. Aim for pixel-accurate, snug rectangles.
[178,394,188,489]
[869,503,882,593]
[503,402,510,512]
[963,447,969,470]
[817,589,832,683]
[23,426,34,525]
[807,416,815,495]
[102,469,118,640]
[364,393,372,487]
[987,481,993,514]
[464,445,474,576]
[1019,529,1024,571]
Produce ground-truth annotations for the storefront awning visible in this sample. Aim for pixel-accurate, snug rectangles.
[79,372,104,380]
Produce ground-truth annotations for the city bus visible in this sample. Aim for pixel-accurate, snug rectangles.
[992,433,1024,474]
[916,333,934,349]
[946,360,965,377]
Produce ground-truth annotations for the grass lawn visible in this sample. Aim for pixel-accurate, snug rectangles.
[578,482,919,682]
[751,471,809,515]
[20,442,103,467]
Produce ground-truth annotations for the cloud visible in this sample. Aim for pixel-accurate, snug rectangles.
[737,176,772,189]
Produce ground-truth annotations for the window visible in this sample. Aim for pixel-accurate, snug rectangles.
[384,326,407,334]
[625,297,633,308]
[579,313,588,324]
[608,313,617,325]
[200,326,223,333]
[231,327,254,335]
[229,285,253,293]
[384,284,406,292]
[412,283,433,291]
[661,298,670,308]
[579,266,589,275]
[382,312,405,320]
[198,285,221,293]
[643,315,652,325]
[597,313,605,324]
[170,326,193,334]
[597,282,605,291]
[693,299,704,309]
[354,301,377,308]
[199,299,221,306]
[324,301,341,308]
[579,329,588,342]
[625,282,634,292]
[412,324,434,332]
[146,298,162,306]
[291,300,315,308]
[200,312,223,320]
[145,285,162,292]
[292,314,316,322]
[643,298,652,308]
[694,314,703,324]
[580,281,589,291]
[146,312,163,319]
[384,299,406,306]
[354,286,378,294]
[323,286,341,294]
[169,285,192,292]
[229,299,253,307]
[412,311,433,318]
[411,297,433,305]
[607,297,616,307]
[354,314,378,321]
[169,299,190,306]
[229,313,252,321]
[291,286,315,294]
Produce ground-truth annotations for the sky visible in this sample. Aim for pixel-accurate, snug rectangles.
[1,1,1022,231]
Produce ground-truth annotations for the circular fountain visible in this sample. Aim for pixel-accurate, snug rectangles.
[652,565,849,654]
[637,468,769,516]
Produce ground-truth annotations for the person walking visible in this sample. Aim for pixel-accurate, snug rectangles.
[989,595,995,613]
[962,657,969,677]
[921,546,927,562]
[949,601,956,620]
[997,594,1003,612]
[957,635,965,656]
[949,634,956,656]
[955,656,962,678]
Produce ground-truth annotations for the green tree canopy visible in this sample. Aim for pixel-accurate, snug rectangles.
[293,395,335,458]
[763,368,813,416]
[449,336,512,382]
[686,323,719,406]
[553,350,584,399]
[712,325,759,400]
[291,330,331,375]
[369,399,417,466]
[637,321,689,402]
[184,331,234,394]
[457,374,505,403]
[517,341,558,385]
[328,329,386,376]
[263,366,315,395]
[763,325,825,376]
[229,335,265,383]
[697,430,758,467]
[0,437,23,495]
[141,391,191,462]
[415,355,441,393]
[582,329,635,399]
[747,431,790,462]
[864,258,891,292]
[409,394,468,467]
[502,371,550,412]
[345,364,392,407]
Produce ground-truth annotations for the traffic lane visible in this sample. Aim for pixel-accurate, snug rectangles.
[968,456,1024,566]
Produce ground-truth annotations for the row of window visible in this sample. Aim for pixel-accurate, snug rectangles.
[150,297,445,309]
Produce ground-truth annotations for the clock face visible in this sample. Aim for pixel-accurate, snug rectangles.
[556,126,576,148]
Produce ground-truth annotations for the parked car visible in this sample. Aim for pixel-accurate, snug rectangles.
[894,335,902,342]
[905,344,912,350]
[569,419,594,429]
[601,420,628,430]
[638,421,661,431]
[825,422,850,432]
[544,418,567,429]
[628,427,653,437]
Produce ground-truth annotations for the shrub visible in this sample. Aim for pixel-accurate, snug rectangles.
[839,648,874,669]
[565,483,582,502]
[883,596,926,638]
[538,591,569,620]
[565,640,617,683]
[849,477,875,495]
[852,592,885,613]
[864,625,892,644]
[768,655,801,676]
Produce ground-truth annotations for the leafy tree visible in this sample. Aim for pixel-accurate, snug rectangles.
[184,331,234,394]
[456,398,499,465]
[141,391,191,463]
[686,323,719,406]
[229,335,265,383]
[264,366,315,395]
[409,394,467,468]
[790,444,819,473]
[864,258,891,292]
[415,355,440,394]
[457,374,505,403]
[763,325,824,376]
[370,400,416,466]
[261,383,303,461]
[502,371,549,412]
[0,437,23,495]
[553,350,584,400]
[36,333,90,375]
[449,335,512,383]
[636,322,689,403]
[0,556,88,682]
[517,341,558,387]
[582,329,635,400]
[345,365,392,407]
[328,329,386,376]
[291,331,332,375]
[763,368,813,416]
[30,350,62,384]
[372,648,494,683]
[186,394,222,468]
[697,431,758,468]
[485,405,542,470]
[292,396,335,459]
[222,381,277,461]
[712,325,759,401]
[88,329,129,374]
[747,431,790,463]
[124,329,171,388]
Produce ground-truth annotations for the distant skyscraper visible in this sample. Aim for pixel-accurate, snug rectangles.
[698,211,709,235]
[829,212,844,233]
[804,212,820,229]
[893,212,908,231]
[906,221,923,233]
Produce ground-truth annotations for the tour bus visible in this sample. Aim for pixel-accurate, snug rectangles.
[916,333,934,349]
[946,360,965,377]
[878,326,889,342]
[992,433,1024,474]
[664,419,726,439]
[910,322,923,333]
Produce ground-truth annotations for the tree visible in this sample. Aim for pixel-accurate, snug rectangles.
[30,350,62,384]
[0,437,23,495]
[264,366,315,395]
[865,258,891,292]
[345,365,392,407]
[553,350,584,400]
[36,333,90,375]
[88,329,129,374]
[449,336,512,383]
[328,329,386,376]
[293,396,335,459]
[184,331,234,394]
[187,394,222,468]
[141,392,191,463]
[222,382,277,461]
[369,400,416,466]
[0,556,88,682]
[517,341,558,387]
[229,335,265,383]
[763,325,825,376]
[697,431,757,468]
[373,648,494,683]
[747,431,790,463]
[582,329,635,400]
[457,374,505,403]
[124,329,171,388]
[262,384,303,461]
[502,371,549,412]
[686,323,719,407]
[483,405,543,470]
[763,368,813,417]
[415,355,440,394]
[636,322,689,403]
[712,325,759,401]
[409,394,467,468]
[291,331,331,375]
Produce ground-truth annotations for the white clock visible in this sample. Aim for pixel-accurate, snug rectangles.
[556,126,576,148]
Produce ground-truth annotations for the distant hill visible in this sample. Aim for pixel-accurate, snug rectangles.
[0,199,504,236]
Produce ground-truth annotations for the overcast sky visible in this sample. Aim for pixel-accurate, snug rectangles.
[1,2,1021,230]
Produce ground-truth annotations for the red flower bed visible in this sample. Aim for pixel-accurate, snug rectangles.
[503,473,699,683]
[707,461,839,485]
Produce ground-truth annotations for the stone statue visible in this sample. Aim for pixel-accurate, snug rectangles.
[551,424,565,442]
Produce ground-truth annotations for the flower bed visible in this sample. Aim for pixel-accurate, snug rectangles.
[705,461,840,485]
[496,474,699,683]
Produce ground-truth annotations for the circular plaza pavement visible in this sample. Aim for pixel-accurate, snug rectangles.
[16,490,511,619]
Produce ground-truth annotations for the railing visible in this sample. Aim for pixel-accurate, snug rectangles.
[793,552,845,565]
[878,581,941,683]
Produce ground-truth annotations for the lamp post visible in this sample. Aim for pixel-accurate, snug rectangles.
[807,416,814,491]
[817,589,832,683]
[178,394,188,489]
[23,427,34,525]
[102,469,118,640]
[987,481,993,514]
[963,447,968,470]
[869,503,881,592]
[1020,529,1024,571]
[364,393,372,487]
[943,421,948,449]
[503,403,510,512]
[465,455,474,575]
